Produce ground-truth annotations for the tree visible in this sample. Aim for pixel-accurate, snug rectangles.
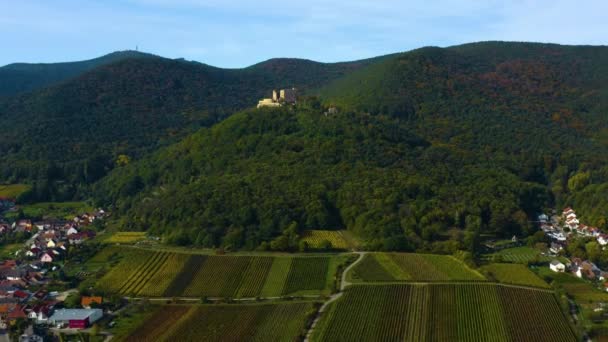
[298,240,309,252]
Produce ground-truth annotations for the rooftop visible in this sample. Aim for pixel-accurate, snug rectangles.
[49,308,101,321]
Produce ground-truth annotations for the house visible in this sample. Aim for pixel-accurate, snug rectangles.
[81,296,102,308]
[598,234,608,246]
[538,213,549,222]
[26,303,52,323]
[13,290,28,301]
[40,253,53,263]
[563,207,575,216]
[49,309,103,329]
[574,261,599,279]
[550,260,566,272]
[66,227,78,236]
[550,243,563,254]
[46,239,56,248]
[0,303,27,321]
[1,269,24,281]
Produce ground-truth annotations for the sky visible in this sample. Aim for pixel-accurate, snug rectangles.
[1,0,607,68]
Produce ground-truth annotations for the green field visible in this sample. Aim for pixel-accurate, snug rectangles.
[482,263,550,288]
[538,267,608,302]
[0,184,30,199]
[300,230,357,250]
[94,247,343,297]
[489,247,552,264]
[117,303,315,342]
[312,284,576,341]
[350,253,485,282]
[5,201,92,220]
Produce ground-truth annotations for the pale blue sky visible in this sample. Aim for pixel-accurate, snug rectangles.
[1,0,607,68]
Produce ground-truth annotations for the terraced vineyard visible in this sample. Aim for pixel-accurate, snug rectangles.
[300,230,354,250]
[94,247,338,297]
[350,253,485,282]
[312,284,576,341]
[119,303,315,342]
[481,263,550,288]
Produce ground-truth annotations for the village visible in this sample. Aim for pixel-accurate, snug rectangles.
[0,198,108,341]
[537,207,608,284]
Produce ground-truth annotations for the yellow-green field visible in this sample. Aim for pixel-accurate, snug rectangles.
[105,232,147,244]
[481,263,550,288]
[350,253,486,282]
[0,184,30,199]
[301,230,357,250]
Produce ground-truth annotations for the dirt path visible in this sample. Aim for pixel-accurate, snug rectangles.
[303,252,367,342]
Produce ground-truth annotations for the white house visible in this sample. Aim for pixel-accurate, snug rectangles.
[46,240,56,248]
[66,227,78,236]
[550,260,566,273]
[538,213,549,222]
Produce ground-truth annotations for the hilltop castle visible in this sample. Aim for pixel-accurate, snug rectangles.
[257,88,297,108]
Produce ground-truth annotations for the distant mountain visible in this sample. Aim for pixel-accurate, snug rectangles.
[94,42,608,249]
[0,52,379,199]
[0,51,155,97]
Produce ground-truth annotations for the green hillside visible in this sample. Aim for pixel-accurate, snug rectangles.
[94,42,608,249]
[0,50,153,97]
[0,54,376,200]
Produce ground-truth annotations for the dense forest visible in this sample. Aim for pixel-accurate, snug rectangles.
[3,42,608,250]
[0,54,377,200]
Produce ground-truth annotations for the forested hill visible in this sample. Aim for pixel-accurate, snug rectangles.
[0,54,376,199]
[320,41,608,227]
[0,51,154,97]
[95,42,608,250]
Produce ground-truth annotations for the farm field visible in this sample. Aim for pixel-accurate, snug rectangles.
[538,267,608,302]
[93,246,342,298]
[349,253,485,282]
[312,284,576,341]
[104,232,147,244]
[118,302,316,342]
[300,230,357,250]
[482,263,550,288]
[0,184,30,199]
[488,246,552,264]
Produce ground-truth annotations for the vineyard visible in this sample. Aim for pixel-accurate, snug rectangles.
[481,263,550,288]
[94,247,336,297]
[350,253,485,282]
[120,303,315,342]
[300,230,355,250]
[104,232,147,244]
[312,284,576,341]
[488,247,552,264]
